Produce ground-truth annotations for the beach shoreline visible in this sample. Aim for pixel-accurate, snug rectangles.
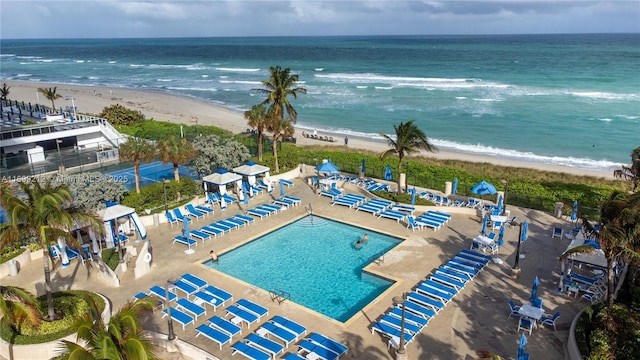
[3,80,615,179]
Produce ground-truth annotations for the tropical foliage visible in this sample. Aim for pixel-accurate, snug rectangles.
[51,172,128,211]
[613,146,640,192]
[0,180,102,321]
[57,297,159,360]
[116,119,229,141]
[191,134,251,176]
[118,137,156,194]
[245,104,270,161]
[268,117,295,173]
[98,104,145,126]
[0,286,40,332]
[121,178,201,214]
[157,135,197,181]
[0,83,10,101]
[253,65,306,123]
[380,120,437,194]
[37,87,63,110]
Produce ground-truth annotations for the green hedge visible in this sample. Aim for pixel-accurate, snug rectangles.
[0,247,26,264]
[122,177,203,214]
[0,290,105,345]
[116,120,230,141]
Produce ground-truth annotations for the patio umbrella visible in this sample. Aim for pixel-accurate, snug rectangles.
[242,186,248,206]
[521,221,529,242]
[182,219,194,254]
[571,200,578,222]
[316,160,340,174]
[481,214,489,236]
[361,159,366,174]
[470,180,497,195]
[452,177,458,195]
[517,333,528,359]
[384,165,393,181]
[410,187,416,205]
[498,225,505,246]
[279,181,285,197]
[531,276,540,302]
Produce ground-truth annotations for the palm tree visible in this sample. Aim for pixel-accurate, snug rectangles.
[379,120,437,194]
[561,191,640,310]
[614,146,640,192]
[37,87,63,111]
[57,297,160,359]
[119,137,156,194]
[253,65,307,123]
[0,83,10,102]
[0,285,41,332]
[0,179,102,321]
[157,135,196,182]
[268,116,294,173]
[244,104,270,161]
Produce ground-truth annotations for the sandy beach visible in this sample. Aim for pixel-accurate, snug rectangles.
[3,80,614,178]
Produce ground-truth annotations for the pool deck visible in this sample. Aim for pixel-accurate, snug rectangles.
[2,176,588,360]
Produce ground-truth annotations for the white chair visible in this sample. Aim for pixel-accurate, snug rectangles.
[517,317,533,335]
[508,300,520,319]
[552,227,563,238]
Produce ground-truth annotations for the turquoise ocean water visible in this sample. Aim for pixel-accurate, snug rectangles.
[1,34,638,171]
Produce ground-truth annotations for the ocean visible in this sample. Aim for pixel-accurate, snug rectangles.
[1,34,638,171]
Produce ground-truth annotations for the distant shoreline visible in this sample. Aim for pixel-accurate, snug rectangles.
[3,79,615,179]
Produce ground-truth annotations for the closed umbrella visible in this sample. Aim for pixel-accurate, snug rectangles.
[182,219,194,254]
[481,214,488,236]
[410,187,416,205]
[384,165,393,181]
[496,194,503,215]
[517,333,528,359]
[361,159,366,174]
[521,221,529,242]
[279,181,285,197]
[531,276,540,302]
[498,225,505,246]
[242,186,248,206]
[452,177,458,195]
[571,200,578,222]
[470,180,497,195]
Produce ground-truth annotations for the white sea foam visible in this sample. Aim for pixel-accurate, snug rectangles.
[166,86,217,92]
[16,56,41,59]
[156,78,175,82]
[615,114,638,120]
[455,96,467,100]
[219,80,261,85]
[356,86,368,89]
[88,76,98,80]
[315,68,324,71]
[201,75,209,78]
[108,61,117,64]
[74,60,85,63]
[374,86,393,90]
[567,91,638,101]
[0,54,16,57]
[15,73,32,77]
[599,118,612,122]
[215,67,260,72]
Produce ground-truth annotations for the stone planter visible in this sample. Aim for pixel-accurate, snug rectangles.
[0,249,31,278]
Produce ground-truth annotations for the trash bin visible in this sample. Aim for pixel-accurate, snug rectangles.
[153,213,160,227]
[554,202,564,219]
[9,259,18,276]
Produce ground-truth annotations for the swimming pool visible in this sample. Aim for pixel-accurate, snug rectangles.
[204,215,402,322]
[107,161,199,190]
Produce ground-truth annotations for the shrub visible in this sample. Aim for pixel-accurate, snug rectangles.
[98,104,144,126]
[101,248,124,271]
[117,120,229,140]
[121,178,202,214]
[0,247,26,264]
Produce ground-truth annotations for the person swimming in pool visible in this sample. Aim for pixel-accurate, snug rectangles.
[209,250,218,263]
[362,233,368,244]
[355,239,362,250]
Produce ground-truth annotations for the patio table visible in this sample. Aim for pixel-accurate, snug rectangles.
[518,304,545,321]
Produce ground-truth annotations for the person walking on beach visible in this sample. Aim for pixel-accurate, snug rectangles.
[344,136,349,147]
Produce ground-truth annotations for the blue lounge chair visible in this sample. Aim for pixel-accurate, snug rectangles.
[422,279,458,297]
[319,188,342,200]
[331,197,359,208]
[392,204,415,214]
[401,299,436,319]
[236,299,269,320]
[53,244,80,264]
[406,216,423,231]
[442,261,480,278]
[176,298,206,320]
[455,253,489,267]
[369,199,392,208]
[436,266,472,283]
[256,179,271,190]
[407,291,445,312]
[415,217,442,231]
[195,204,214,215]
[231,341,270,360]
[387,307,429,328]
[201,225,223,238]
[222,193,238,204]
[234,213,256,224]
[283,195,301,204]
[185,204,205,219]
[449,257,484,272]
[297,339,339,360]
[189,229,211,243]
[218,219,239,230]
[173,235,197,251]
[204,285,233,304]
[370,323,414,350]
[225,217,246,228]
[458,249,491,264]
[194,291,222,311]
[260,204,284,213]
[211,221,233,232]
[172,279,197,298]
[257,322,298,347]
[172,208,191,223]
[355,203,384,215]
[162,307,194,330]
[283,353,305,360]
[429,273,465,291]
[149,285,177,302]
[378,210,406,222]
[208,315,242,339]
[165,211,178,227]
[415,284,454,304]
[225,305,259,328]
[378,315,422,334]
[195,323,231,350]
[245,333,285,359]
[279,179,294,187]
[274,198,296,208]
[247,208,269,219]
[270,315,307,337]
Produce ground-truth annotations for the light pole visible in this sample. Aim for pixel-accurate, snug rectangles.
[392,294,408,359]
[165,279,176,341]
[163,180,170,214]
[56,139,64,173]
[513,222,523,270]
[500,179,509,216]
[116,217,128,264]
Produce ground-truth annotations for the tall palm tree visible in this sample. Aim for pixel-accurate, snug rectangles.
[37,87,63,111]
[268,116,294,173]
[0,83,10,102]
[57,297,159,359]
[0,179,102,321]
[253,65,307,123]
[379,120,437,194]
[157,135,196,182]
[0,285,41,332]
[244,104,270,161]
[613,146,640,192]
[561,191,640,310]
[119,137,156,194]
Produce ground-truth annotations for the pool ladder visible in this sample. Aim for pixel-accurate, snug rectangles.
[269,289,291,305]
[370,251,385,265]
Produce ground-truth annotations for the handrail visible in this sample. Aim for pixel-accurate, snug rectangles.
[268,289,291,305]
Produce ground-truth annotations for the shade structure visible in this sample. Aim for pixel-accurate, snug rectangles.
[384,165,393,181]
[316,160,340,174]
[571,200,578,222]
[531,276,540,302]
[471,180,497,195]
[520,221,529,242]
[498,225,505,246]
[481,214,489,236]
[233,162,270,176]
[202,169,243,186]
[452,177,458,195]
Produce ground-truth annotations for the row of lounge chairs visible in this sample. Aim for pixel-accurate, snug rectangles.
[370,249,491,350]
[407,211,452,231]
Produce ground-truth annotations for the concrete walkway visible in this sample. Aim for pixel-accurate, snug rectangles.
[1,176,588,360]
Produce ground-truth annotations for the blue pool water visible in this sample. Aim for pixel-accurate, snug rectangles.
[107,161,199,190]
[205,215,401,322]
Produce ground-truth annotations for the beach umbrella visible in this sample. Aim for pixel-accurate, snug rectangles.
[242,186,248,206]
[361,159,366,174]
[470,180,497,195]
[316,160,340,174]
[571,200,578,222]
[531,276,540,302]
[521,221,529,242]
[496,194,503,215]
[481,214,489,236]
[452,177,458,195]
[384,165,393,181]
[410,187,416,205]
[517,333,528,359]
[498,225,505,246]
[279,181,285,197]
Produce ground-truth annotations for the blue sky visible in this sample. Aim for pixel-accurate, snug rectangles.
[1,1,639,39]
